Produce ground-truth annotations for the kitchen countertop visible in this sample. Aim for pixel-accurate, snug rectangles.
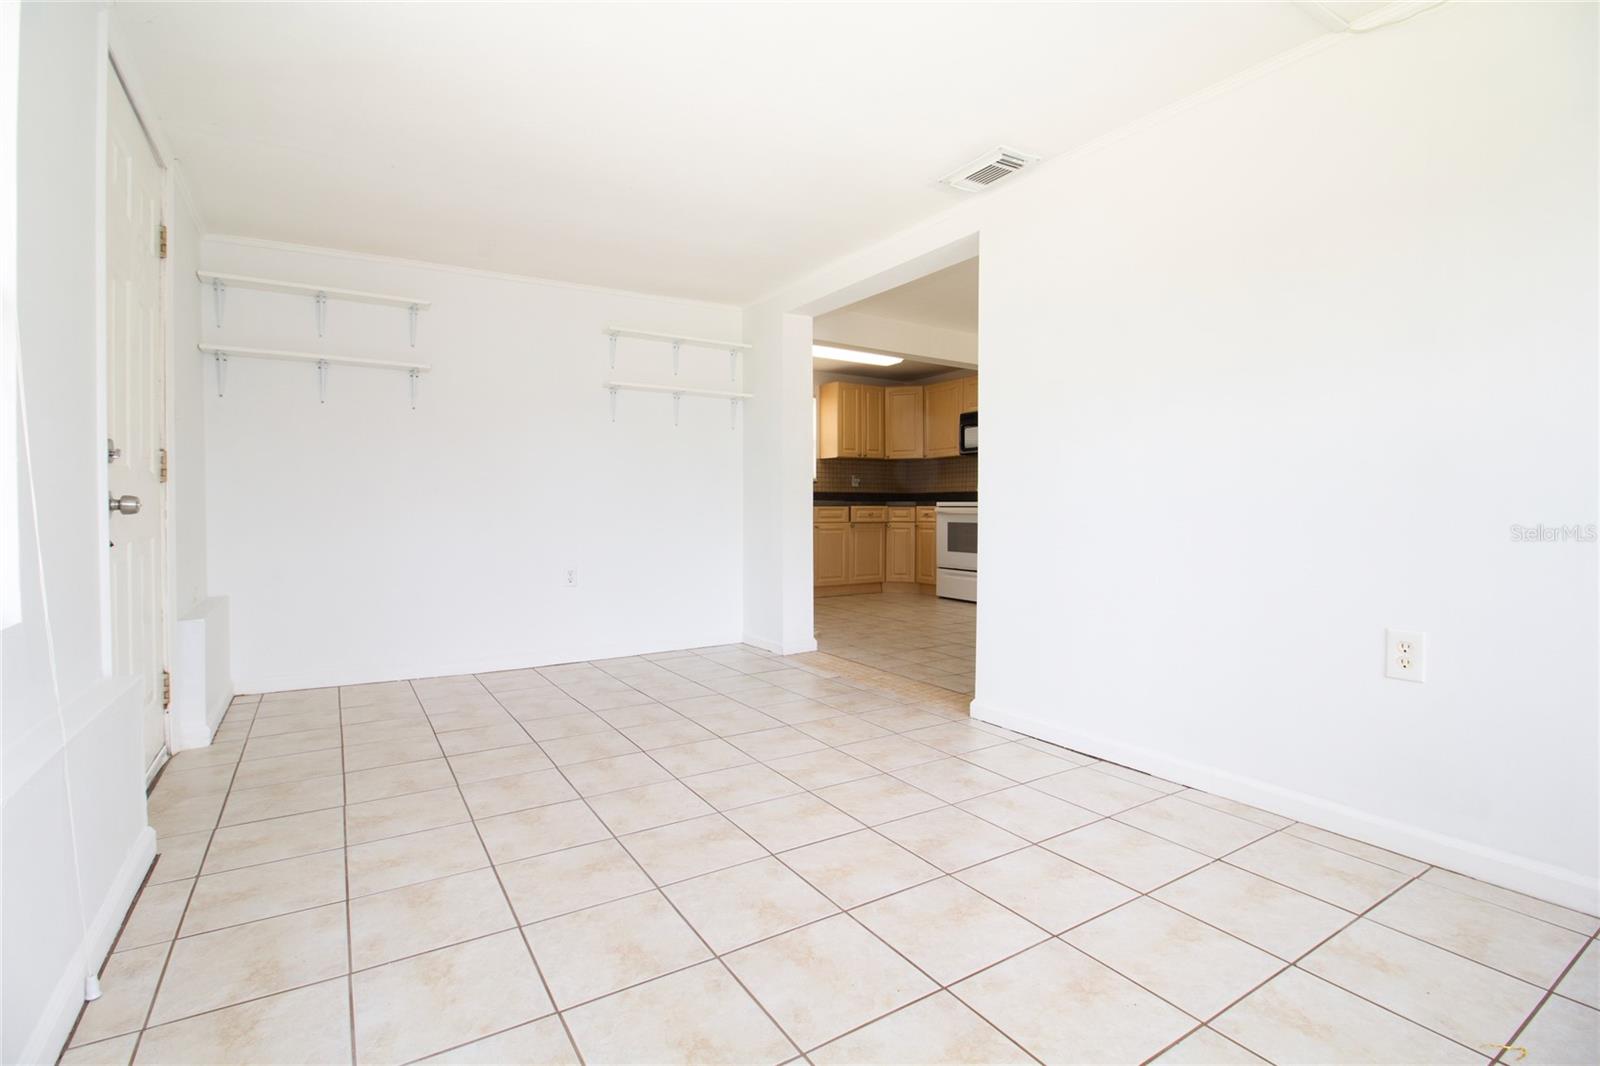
[813,491,977,505]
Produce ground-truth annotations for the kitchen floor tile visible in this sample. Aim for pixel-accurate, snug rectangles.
[619,813,767,884]
[1212,966,1480,1065]
[1044,819,1211,892]
[586,778,715,835]
[527,891,711,1007]
[134,979,352,1065]
[724,913,936,1050]
[346,822,488,897]
[148,903,348,1025]
[808,991,1031,1065]
[781,829,943,909]
[1153,861,1354,960]
[498,839,655,925]
[348,867,515,969]
[352,929,552,1063]
[1300,919,1544,1048]
[664,856,838,953]
[725,793,864,853]
[561,960,795,1065]
[952,939,1194,1064]
[877,806,1028,873]
[1063,897,1283,1018]
[955,846,1136,934]
[853,877,1047,984]
[181,849,346,935]
[1227,832,1415,912]
[1367,878,1592,986]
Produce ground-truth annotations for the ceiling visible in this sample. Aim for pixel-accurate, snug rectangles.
[844,258,979,334]
[812,352,962,383]
[113,2,1342,304]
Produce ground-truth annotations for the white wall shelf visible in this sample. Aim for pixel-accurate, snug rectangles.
[199,345,431,407]
[604,325,751,378]
[604,380,753,428]
[197,271,432,345]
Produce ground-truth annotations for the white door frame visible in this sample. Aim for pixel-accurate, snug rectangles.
[102,42,179,780]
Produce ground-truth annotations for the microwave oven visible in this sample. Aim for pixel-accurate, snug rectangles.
[959,411,978,455]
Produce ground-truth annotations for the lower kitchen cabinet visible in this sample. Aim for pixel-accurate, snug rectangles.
[915,521,937,585]
[814,522,850,586]
[848,521,886,583]
[886,522,916,583]
[815,506,887,594]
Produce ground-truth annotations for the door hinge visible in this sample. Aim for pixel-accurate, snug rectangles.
[159,447,168,483]
[162,670,171,709]
[158,224,168,259]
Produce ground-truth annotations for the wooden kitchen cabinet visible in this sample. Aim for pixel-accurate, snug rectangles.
[959,375,978,414]
[848,522,886,583]
[915,515,937,585]
[924,380,962,457]
[818,381,885,459]
[885,386,924,458]
[886,520,916,583]
[813,521,850,586]
[815,506,886,594]
[861,386,885,459]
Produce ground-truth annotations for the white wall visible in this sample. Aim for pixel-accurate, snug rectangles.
[813,307,977,367]
[200,238,746,692]
[3,4,156,1061]
[745,2,1599,911]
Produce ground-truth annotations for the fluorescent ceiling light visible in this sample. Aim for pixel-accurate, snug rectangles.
[813,345,903,367]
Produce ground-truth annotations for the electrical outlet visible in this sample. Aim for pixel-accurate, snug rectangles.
[1385,628,1426,682]
[564,569,578,588]
[851,475,861,487]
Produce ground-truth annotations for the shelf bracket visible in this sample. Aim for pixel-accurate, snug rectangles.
[672,340,680,376]
[672,391,682,427]
[608,332,617,371]
[729,349,737,383]
[316,359,329,404]
[730,397,739,430]
[214,352,228,398]
[314,291,328,337]
[608,385,619,423]
[408,304,420,348]
[408,368,419,410]
[210,277,226,328]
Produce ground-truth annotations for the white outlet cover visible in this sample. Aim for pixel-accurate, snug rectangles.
[1385,628,1427,682]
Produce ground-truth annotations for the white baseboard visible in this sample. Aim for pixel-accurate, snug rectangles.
[742,632,819,657]
[21,826,156,1066]
[971,700,1600,916]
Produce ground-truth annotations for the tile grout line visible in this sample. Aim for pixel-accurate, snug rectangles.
[133,642,1596,1065]
[405,677,590,1066]
[124,696,260,1058]
[1486,926,1598,1066]
[473,674,809,1064]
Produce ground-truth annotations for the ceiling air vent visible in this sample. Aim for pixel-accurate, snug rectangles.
[940,147,1040,192]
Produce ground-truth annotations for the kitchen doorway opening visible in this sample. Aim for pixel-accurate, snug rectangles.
[804,253,979,702]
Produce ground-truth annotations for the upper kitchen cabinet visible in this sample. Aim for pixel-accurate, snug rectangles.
[924,379,963,457]
[885,386,924,458]
[924,374,977,457]
[817,380,885,459]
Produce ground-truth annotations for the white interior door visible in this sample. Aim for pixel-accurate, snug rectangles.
[106,69,167,773]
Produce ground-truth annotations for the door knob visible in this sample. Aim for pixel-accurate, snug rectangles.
[109,494,141,515]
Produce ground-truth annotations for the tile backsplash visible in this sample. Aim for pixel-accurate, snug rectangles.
[814,455,977,494]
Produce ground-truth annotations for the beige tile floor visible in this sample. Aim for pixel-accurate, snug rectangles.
[66,643,1599,1065]
[816,588,975,695]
